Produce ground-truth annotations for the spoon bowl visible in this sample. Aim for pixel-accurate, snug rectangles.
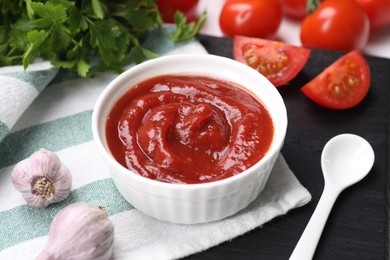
[321,134,375,190]
[290,134,375,260]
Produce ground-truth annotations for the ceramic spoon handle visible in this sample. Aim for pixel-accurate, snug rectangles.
[289,185,340,260]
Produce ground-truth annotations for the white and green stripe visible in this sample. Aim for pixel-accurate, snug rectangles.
[0,141,112,211]
[0,76,39,137]
[0,178,133,251]
[0,38,209,255]
[0,121,8,144]
[0,35,311,260]
[0,67,59,143]
[0,110,93,168]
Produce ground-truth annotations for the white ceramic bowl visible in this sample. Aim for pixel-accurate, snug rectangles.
[92,54,287,224]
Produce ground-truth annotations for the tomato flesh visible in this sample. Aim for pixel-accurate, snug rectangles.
[242,44,289,81]
[233,36,310,87]
[301,50,370,110]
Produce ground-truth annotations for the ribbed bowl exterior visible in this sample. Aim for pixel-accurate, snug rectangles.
[109,155,276,224]
[92,54,287,224]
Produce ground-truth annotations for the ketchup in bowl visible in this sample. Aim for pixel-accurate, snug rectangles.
[106,75,274,184]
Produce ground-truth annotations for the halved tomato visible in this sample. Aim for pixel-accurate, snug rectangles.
[233,36,311,87]
[301,50,370,110]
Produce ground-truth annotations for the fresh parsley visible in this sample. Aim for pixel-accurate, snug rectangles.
[0,0,206,77]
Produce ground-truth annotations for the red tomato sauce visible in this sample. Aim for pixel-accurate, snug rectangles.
[106,75,274,184]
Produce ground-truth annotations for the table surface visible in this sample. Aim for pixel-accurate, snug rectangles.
[184,34,390,260]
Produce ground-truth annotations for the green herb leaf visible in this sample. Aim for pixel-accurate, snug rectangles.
[51,59,76,69]
[129,44,159,64]
[31,2,68,28]
[91,0,105,20]
[48,24,71,53]
[0,0,205,77]
[170,11,207,42]
[25,0,34,19]
[76,59,90,77]
[89,19,121,65]
[68,6,89,33]
[23,30,49,69]
[9,18,35,51]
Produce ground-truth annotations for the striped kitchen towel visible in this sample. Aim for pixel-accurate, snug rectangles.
[0,62,58,143]
[0,33,311,259]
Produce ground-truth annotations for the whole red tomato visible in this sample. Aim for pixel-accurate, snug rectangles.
[157,0,199,23]
[219,0,282,38]
[300,0,370,51]
[355,0,390,30]
[281,0,307,19]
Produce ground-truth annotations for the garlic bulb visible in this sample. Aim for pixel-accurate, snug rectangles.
[11,148,72,208]
[36,202,114,260]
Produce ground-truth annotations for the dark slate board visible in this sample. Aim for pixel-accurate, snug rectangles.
[184,35,390,260]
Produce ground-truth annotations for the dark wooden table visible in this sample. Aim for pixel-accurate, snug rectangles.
[185,35,390,260]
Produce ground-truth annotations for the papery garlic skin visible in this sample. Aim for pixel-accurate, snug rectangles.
[11,148,72,208]
[36,202,114,260]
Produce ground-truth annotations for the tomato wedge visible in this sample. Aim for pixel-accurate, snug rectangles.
[301,50,370,110]
[233,35,310,87]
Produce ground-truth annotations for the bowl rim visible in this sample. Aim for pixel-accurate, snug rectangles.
[91,54,288,191]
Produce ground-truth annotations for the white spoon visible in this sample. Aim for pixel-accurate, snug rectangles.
[290,134,375,260]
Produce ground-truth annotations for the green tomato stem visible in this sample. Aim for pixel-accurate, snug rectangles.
[307,0,321,14]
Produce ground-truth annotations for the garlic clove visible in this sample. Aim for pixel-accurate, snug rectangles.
[11,148,72,208]
[36,202,114,260]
